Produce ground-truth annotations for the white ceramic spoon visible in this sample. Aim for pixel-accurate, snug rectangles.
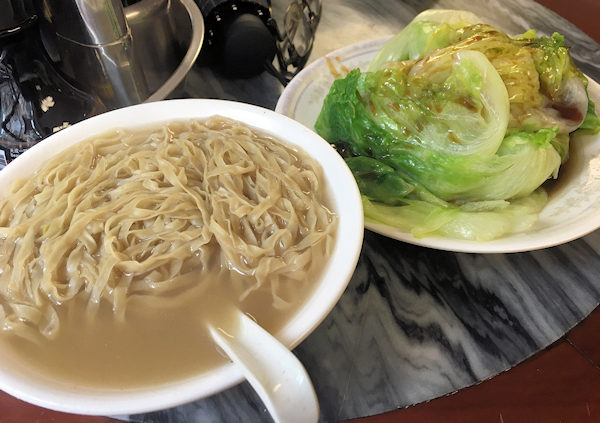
[208,308,319,423]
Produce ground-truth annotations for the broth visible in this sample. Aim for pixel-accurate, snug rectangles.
[0,264,324,388]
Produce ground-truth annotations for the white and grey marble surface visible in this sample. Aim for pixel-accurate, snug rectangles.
[131,0,600,422]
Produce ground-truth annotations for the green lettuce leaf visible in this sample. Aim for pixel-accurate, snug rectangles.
[577,97,600,134]
[362,190,547,242]
[526,32,580,101]
[368,9,483,70]
[316,65,560,203]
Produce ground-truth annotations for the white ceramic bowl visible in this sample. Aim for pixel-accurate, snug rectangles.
[0,99,364,415]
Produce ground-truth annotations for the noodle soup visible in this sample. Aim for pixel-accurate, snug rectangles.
[0,117,337,388]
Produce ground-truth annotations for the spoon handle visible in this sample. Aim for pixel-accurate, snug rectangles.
[209,310,319,423]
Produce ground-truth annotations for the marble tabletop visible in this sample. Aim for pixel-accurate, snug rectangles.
[132,1,600,422]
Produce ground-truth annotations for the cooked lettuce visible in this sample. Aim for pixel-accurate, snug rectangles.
[579,94,600,134]
[528,33,578,94]
[368,10,484,69]
[315,9,600,241]
[361,190,547,242]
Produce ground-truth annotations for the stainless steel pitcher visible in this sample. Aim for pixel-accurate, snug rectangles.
[38,0,151,109]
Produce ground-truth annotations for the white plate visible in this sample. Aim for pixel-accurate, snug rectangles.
[275,38,600,254]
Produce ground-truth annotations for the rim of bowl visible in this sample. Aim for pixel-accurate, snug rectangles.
[0,99,364,415]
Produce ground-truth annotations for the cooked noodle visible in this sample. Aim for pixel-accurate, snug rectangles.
[0,117,337,342]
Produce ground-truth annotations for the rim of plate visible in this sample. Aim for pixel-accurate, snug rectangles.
[276,37,390,119]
